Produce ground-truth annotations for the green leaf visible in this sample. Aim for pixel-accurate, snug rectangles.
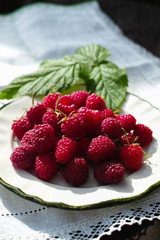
[87,62,128,110]
[76,44,110,64]
[41,44,110,68]
[0,63,81,99]
[40,59,62,69]
[0,44,128,111]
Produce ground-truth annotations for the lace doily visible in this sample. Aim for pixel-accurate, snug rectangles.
[0,184,160,240]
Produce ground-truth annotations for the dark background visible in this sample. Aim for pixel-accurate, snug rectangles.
[0,0,160,239]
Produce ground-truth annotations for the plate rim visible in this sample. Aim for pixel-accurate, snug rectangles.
[1,176,160,210]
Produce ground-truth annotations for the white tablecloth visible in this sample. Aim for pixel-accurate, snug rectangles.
[0,1,160,239]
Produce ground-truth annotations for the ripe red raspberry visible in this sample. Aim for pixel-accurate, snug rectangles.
[116,114,136,132]
[11,117,33,140]
[94,161,125,184]
[35,153,58,181]
[10,144,37,170]
[71,91,90,108]
[20,129,35,146]
[77,107,102,136]
[61,113,87,139]
[119,144,143,171]
[31,124,55,154]
[63,157,88,186]
[134,124,153,147]
[26,102,47,125]
[56,95,76,115]
[43,93,61,110]
[101,117,121,139]
[78,137,91,158]
[42,111,61,134]
[101,108,115,120]
[86,93,106,110]
[87,135,115,163]
[120,133,135,145]
[55,137,78,164]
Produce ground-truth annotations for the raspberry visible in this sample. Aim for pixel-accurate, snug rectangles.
[77,107,102,137]
[42,111,61,134]
[120,133,135,145]
[87,135,115,163]
[86,93,106,110]
[31,124,55,154]
[43,93,61,110]
[63,157,88,186]
[101,108,115,120]
[71,91,90,108]
[119,144,143,171]
[20,129,35,146]
[26,102,47,125]
[116,114,136,132]
[11,117,33,140]
[101,117,121,140]
[78,137,91,158]
[94,161,125,184]
[10,144,37,170]
[61,113,87,139]
[55,137,78,164]
[56,95,76,115]
[35,153,58,181]
[134,124,153,147]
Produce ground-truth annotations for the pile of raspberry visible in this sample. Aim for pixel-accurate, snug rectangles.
[10,91,153,187]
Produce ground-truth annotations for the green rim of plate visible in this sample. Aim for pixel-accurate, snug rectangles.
[0,176,160,210]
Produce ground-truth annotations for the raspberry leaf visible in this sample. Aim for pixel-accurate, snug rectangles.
[76,44,111,64]
[0,44,128,111]
[87,62,128,110]
[63,44,110,66]
[40,44,110,67]
[0,62,81,99]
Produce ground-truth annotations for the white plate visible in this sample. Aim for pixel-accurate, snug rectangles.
[0,93,160,209]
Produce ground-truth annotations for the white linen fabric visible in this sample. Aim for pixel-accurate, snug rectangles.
[0,1,160,239]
